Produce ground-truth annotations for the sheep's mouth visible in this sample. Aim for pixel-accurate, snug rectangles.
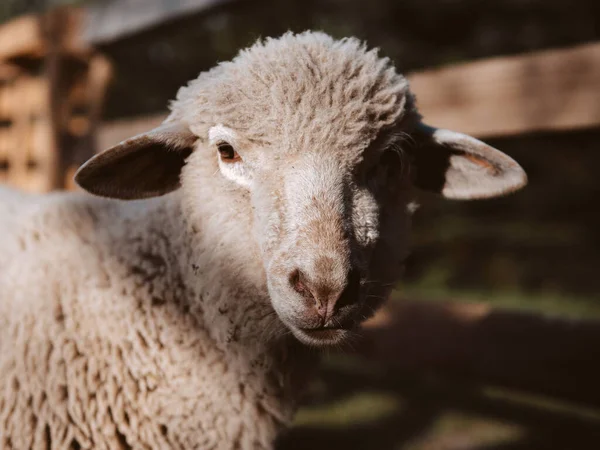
[292,325,351,347]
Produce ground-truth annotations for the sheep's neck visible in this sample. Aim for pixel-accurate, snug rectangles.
[126,192,315,438]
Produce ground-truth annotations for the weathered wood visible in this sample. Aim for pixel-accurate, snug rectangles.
[41,8,88,57]
[409,42,600,137]
[0,10,87,62]
[361,300,600,407]
[45,9,76,190]
[97,41,600,147]
[0,8,110,192]
[64,53,113,190]
[4,76,52,191]
[98,113,167,150]
[83,0,230,45]
[0,15,44,60]
[0,64,20,82]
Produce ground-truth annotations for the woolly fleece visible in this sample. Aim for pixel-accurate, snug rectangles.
[0,32,411,449]
[0,31,526,449]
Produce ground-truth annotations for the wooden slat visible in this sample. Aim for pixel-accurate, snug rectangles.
[0,82,9,119]
[64,53,113,190]
[0,64,20,82]
[0,9,88,62]
[0,15,44,61]
[0,127,6,182]
[0,75,51,192]
[98,113,167,150]
[408,42,600,137]
[83,0,230,45]
[31,117,52,164]
[41,8,88,57]
[0,128,6,161]
[0,9,103,192]
[6,78,29,188]
[96,42,600,148]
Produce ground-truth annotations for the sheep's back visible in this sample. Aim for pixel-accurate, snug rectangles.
[0,187,141,448]
[0,186,301,448]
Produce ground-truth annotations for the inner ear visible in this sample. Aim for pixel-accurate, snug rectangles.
[410,124,527,199]
[75,122,196,200]
[411,141,452,194]
[412,144,501,192]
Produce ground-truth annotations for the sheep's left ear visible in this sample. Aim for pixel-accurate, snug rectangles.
[410,123,527,199]
[75,121,197,200]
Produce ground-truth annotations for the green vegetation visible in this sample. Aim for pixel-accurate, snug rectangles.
[285,284,600,448]
[399,282,600,320]
[295,392,402,428]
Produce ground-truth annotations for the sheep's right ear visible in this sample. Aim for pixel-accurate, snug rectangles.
[75,121,197,200]
[409,123,527,199]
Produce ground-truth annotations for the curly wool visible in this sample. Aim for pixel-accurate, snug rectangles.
[0,31,415,449]
[0,188,311,449]
[171,31,414,160]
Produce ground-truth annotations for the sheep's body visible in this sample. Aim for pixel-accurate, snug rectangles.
[0,30,527,450]
[0,185,308,449]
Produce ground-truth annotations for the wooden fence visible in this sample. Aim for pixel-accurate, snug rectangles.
[96,40,600,150]
[1,4,599,421]
[409,41,600,137]
[0,9,110,191]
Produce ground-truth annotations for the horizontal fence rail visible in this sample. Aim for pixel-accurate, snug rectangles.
[409,42,600,137]
[96,41,600,149]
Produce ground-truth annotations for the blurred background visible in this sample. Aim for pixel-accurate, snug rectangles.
[1,0,599,448]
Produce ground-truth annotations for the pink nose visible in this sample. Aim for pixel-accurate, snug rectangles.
[289,268,360,324]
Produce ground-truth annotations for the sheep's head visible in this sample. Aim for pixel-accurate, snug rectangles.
[76,32,527,347]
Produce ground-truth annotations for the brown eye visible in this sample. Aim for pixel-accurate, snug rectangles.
[217,142,241,163]
[366,149,403,192]
[380,148,402,169]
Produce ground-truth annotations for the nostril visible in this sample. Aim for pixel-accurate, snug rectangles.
[290,269,310,296]
[289,269,327,320]
[336,268,361,309]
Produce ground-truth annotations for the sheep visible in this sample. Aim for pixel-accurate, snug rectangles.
[0,31,527,449]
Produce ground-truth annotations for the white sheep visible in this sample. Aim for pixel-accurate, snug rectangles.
[0,31,526,449]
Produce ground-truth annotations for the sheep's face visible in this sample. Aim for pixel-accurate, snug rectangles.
[75,32,527,347]
[204,123,414,346]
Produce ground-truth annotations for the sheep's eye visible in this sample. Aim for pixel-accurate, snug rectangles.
[366,149,403,191]
[217,142,241,163]
[380,148,402,169]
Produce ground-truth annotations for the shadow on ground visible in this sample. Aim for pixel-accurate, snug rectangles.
[276,357,600,450]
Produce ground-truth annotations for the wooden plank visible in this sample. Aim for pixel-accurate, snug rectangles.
[64,53,113,190]
[41,8,88,57]
[0,64,21,82]
[408,42,600,137]
[96,42,600,146]
[83,0,230,45]
[360,300,600,407]
[0,129,7,162]
[6,77,31,189]
[98,112,167,150]
[0,15,44,60]
[0,9,88,62]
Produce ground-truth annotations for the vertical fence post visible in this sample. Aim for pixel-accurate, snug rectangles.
[0,7,112,192]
